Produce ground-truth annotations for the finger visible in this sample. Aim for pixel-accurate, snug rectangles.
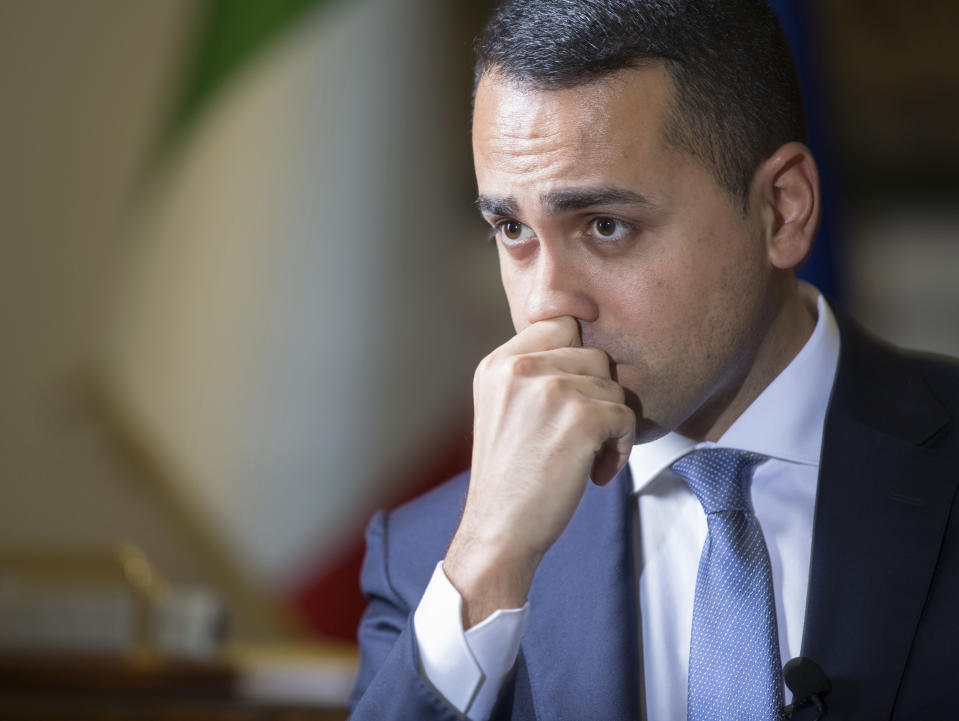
[589,402,636,486]
[514,346,612,380]
[563,375,626,405]
[501,316,582,355]
[590,444,623,486]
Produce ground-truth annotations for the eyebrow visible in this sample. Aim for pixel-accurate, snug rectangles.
[476,195,519,218]
[543,187,655,213]
[476,186,655,218]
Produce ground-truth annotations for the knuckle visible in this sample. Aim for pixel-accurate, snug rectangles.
[476,351,495,376]
[473,353,495,387]
[601,378,626,402]
[563,400,594,429]
[507,354,537,377]
[585,347,610,367]
[592,401,628,436]
[539,374,566,400]
[616,403,636,430]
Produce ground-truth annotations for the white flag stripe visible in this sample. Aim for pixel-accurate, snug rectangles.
[103,0,508,589]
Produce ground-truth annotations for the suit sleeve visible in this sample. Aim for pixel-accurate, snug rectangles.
[347,510,468,721]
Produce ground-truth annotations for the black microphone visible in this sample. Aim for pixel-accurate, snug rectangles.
[780,657,831,720]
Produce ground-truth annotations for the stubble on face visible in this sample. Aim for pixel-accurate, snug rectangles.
[473,66,798,443]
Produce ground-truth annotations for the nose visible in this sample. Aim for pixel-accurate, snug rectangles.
[522,246,599,326]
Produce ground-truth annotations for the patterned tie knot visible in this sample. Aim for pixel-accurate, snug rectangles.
[671,448,767,515]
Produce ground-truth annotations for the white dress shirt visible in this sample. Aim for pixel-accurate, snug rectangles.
[413,283,840,721]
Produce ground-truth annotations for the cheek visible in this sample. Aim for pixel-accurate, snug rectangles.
[594,273,684,369]
[607,235,747,371]
[625,254,710,336]
[498,258,528,332]
[655,233,769,386]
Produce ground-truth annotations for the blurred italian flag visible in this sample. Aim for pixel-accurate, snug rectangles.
[99,0,507,641]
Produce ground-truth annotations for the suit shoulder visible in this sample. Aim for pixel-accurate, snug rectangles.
[861,325,959,420]
[388,469,470,540]
[910,349,959,400]
[368,470,471,604]
[834,310,959,450]
[907,350,959,451]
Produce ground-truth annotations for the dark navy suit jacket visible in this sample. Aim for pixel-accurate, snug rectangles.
[348,316,959,720]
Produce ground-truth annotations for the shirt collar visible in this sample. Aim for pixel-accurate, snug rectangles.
[627,282,840,495]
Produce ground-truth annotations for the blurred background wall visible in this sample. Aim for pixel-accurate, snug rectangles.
[0,0,956,652]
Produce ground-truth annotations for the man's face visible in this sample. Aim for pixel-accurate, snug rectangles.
[472,66,780,441]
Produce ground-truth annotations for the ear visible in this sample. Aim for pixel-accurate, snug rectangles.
[753,142,820,270]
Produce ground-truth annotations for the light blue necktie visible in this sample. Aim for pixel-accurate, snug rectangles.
[671,449,784,721]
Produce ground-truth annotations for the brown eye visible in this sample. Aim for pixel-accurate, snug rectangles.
[595,217,617,236]
[496,219,531,244]
[591,216,631,243]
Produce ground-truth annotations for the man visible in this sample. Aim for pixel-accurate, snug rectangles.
[348,1,959,719]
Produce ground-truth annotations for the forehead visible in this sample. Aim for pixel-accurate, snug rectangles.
[471,65,677,197]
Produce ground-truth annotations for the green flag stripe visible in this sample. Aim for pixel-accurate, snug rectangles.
[160,0,333,154]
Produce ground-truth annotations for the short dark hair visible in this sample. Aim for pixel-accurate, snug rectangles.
[474,0,807,205]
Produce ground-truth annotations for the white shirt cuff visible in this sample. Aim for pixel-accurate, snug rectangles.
[413,561,529,720]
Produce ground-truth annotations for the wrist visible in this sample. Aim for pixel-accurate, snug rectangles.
[444,532,541,629]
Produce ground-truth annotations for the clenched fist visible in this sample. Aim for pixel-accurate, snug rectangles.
[444,316,636,627]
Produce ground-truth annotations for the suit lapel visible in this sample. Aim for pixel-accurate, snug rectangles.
[520,468,639,721]
[802,317,959,719]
